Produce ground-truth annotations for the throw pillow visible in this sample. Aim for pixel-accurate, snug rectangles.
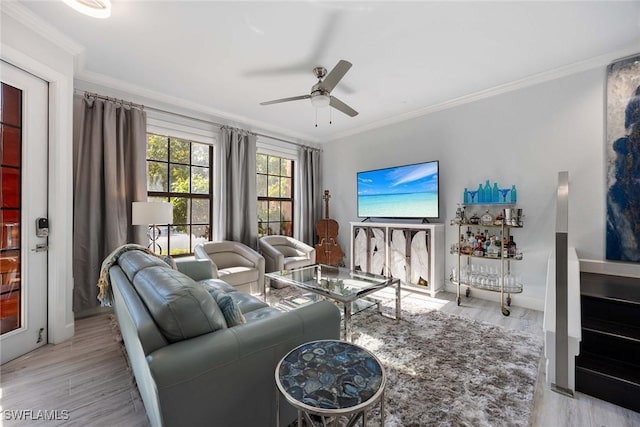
[206,288,246,327]
[161,255,177,270]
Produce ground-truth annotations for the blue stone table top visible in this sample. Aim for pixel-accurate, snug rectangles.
[276,340,385,413]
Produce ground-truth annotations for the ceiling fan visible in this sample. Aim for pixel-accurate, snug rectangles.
[260,60,358,117]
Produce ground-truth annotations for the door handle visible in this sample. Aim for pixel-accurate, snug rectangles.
[31,243,48,252]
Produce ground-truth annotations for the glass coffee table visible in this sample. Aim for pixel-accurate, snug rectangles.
[266,264,401,341]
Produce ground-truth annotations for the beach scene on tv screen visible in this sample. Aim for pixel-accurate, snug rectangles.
[357,162,439,218]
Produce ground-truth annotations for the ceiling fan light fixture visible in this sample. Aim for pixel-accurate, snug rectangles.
[311,94,330,108]
[62,0,111,19]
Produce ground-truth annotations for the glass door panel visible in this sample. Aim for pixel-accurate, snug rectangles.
[0,82,22,335]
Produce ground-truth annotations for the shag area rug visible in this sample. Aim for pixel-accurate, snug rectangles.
[270,288,543,427]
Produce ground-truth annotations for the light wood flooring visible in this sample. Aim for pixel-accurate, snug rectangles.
[1,291,639,426]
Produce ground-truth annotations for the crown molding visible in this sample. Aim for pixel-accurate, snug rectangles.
[74,70,320,144]
[1,1,84,56]
[325,44,640,143]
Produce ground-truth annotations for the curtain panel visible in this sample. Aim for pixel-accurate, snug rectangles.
[298,147,322,245]
[72,96,147,315]
[218,127,258,248]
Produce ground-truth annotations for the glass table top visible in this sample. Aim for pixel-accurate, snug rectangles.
[276,340,385,413]
[265,264,396,303]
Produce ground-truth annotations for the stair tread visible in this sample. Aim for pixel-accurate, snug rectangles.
[580,272,640,304]
[582,318,640,341]
[576,352,640,385]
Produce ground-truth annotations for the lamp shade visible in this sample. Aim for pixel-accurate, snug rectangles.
[311,94,330,108]
[132,202,173,225]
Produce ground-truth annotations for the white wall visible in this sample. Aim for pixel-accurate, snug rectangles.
[323,67,640,311]
[1,5,76,342]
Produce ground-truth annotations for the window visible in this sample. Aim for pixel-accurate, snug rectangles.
[146,133,213,255]
[257,153,294,237]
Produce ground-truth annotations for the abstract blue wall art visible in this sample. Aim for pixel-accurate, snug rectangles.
[606,54,640,262]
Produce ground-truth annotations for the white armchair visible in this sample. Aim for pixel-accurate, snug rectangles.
[194,241,265,295]
[259,236,316,288]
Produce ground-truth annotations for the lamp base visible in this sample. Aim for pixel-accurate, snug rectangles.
[147,224,163,254]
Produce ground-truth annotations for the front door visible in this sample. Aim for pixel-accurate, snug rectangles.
[0,60,49,363]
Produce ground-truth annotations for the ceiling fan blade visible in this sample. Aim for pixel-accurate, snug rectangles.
[260,95,311,106]
[330,96,358,117]
[319,60,352,93]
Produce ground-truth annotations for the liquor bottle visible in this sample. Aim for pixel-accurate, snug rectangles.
[510,185,517,203]
[464,188,469,204]
[477,183,484,203]
[474,239,485,257]
[484,180,491,203]
[506,235,517,258]
[492,183,500,203]
[487,237,500,258]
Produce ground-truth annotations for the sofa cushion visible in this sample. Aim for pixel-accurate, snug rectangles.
[206,288,246,327]
[218,266,258,286]
[201,278,238,293]
[213,251,255,269]
[284,256,313,270]
[132,265,227,342]
[228,291,270,314]
[118,251,172,283]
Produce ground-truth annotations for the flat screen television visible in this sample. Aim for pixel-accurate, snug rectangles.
[357,160,439,219]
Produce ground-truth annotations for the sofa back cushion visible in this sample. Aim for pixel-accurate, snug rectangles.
[131,263,228,342]
[118,251,173,283]
[211,251,254,269]
[273,244,303,257]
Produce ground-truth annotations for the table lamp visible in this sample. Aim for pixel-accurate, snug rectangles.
[132,201,173,253]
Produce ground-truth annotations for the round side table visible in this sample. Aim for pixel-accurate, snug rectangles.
[275,339,386,426]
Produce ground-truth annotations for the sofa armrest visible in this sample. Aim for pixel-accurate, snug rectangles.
[146,301,340,426]
[308,247,316,264]
[174,258,218,281]
[293,239,315,256]
[259,240,285,272]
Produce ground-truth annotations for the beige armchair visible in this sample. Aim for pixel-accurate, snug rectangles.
[259,236,315,288]
[194,241,265,295]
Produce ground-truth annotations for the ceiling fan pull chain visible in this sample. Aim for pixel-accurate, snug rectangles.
[315,108,318,128]
[330,106,332,125]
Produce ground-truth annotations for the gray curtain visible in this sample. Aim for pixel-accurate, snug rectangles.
[72,95,147,315]
[298,147,322,245]
[218,127,258,248]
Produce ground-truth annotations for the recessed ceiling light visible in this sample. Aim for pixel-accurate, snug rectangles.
[62,0,111,19]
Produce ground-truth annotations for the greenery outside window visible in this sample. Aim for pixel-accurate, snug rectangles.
[146,133,213,255]
[257,153,294,237]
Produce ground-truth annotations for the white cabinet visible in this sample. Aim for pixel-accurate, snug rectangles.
[349,222,444,297]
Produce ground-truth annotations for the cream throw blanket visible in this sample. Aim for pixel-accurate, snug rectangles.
[97,244,167,307]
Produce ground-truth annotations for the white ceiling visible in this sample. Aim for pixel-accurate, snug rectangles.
[15,1,640,143]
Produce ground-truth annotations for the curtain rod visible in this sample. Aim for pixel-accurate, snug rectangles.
[75,89,321,152]
[80,91,145,110]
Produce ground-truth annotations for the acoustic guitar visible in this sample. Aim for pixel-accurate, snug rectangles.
[315,190,344,266]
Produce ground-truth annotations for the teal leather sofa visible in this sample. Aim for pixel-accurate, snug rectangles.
[109,250,341,427]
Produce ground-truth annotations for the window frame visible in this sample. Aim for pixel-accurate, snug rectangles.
[146,133,214,256]
[257,152,295,238]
